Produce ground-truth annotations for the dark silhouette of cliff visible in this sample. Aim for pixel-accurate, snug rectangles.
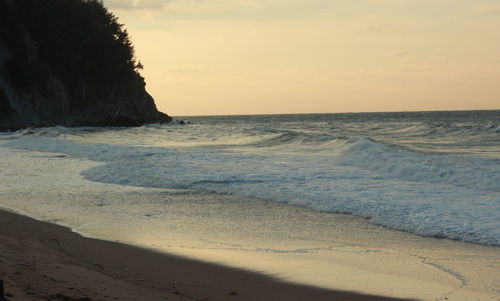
[0,0,171,131]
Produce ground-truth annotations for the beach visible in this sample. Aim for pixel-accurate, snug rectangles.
[1,112,499,300]
[0,149,498,301]
[2,0,499,298]
[0,209,408,301]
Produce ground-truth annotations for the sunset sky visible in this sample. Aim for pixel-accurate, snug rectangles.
[104,0,500,116]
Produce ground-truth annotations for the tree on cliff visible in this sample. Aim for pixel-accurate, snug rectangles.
[0,0,170,129]
[5,0,142,99]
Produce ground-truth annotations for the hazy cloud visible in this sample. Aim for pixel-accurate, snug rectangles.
[164,64,211,74]
[356,25,391,36]
[104,0,500,20]
[104,0,167,11]
[392,50,412,57]
[104,0,353,20]
[99,0,500,115]
[480,8,500,17]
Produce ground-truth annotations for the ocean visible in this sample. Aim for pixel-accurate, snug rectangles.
[1,110,499,246]
[1,110,500,299]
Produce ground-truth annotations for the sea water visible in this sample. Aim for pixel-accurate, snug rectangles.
[1,110,499,246]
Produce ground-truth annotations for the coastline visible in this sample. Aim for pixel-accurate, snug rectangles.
[0,209,407,301]
[1,145,499,300]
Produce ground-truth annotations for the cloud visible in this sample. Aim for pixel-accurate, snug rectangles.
[164,64,211,74]
[104,0,167,11]
[392,50,412,57]
[480,8,500,17]
[104,0,349,20]
[104,0,500,20]
[356,25,391,36]
[159,0,331,20]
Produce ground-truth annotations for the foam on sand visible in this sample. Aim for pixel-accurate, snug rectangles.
[0,142,498,301]
[4,133,500,246]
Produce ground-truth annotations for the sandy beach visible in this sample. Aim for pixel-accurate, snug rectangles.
[1,1,499,300]
[1,145,499,301]
[0,209,409,301]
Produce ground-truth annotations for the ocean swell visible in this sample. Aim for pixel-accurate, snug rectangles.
[4,134,500,246]
[340,138,500,192]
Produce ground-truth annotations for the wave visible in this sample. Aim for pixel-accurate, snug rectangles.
[244,131,349,149]
[4,135,499,246]
[483,121,500,133]
[339,138,500,192]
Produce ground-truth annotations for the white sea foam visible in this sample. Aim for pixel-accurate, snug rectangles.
[5,125,500,246]
[340,138,500,192]
[2,128,499,301]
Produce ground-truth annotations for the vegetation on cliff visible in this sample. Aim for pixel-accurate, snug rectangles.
[0,0,171,130]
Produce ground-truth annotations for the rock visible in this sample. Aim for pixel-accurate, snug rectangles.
[0,0,171,131]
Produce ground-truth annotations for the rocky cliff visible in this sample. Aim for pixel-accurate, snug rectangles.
[0,0,171,131]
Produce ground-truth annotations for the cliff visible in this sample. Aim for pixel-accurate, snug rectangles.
[0,0,171,131]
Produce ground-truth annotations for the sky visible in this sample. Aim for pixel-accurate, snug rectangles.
[103,0,500,116]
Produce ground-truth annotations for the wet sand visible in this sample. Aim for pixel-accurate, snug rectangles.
[0,209,409,301]
[1,147,499,301]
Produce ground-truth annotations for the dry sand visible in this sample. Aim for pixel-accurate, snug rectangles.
[0,209,409,301]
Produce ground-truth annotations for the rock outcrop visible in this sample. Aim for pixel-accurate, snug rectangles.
[0,0,171,131]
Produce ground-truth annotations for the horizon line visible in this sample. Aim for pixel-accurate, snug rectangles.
[171,108,500,118]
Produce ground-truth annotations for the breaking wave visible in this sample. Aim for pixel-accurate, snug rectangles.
[4,127,500,246]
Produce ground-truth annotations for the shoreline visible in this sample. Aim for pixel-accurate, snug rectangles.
[1,144,498,301]
[0,209,409,301]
